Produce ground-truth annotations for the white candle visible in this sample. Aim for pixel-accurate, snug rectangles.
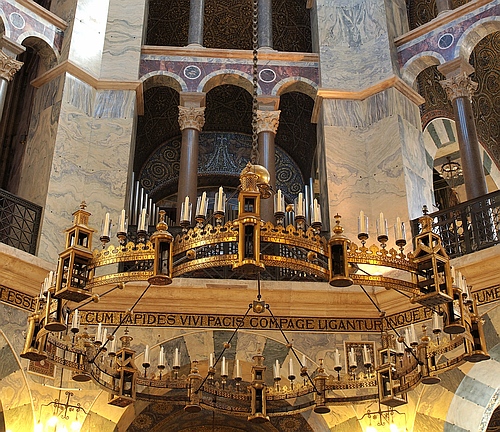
[396,339,404,355]
[138,208,147,231]
[363,345,371,365]
[334,348,341,369]
[202,191,207,216]
[96,323,102,343]
[358,210,367,234]
[432,312,441,332]
[174,348,180,367]
[144,345,150,364]
[71,309,79,330]
[101,328,108,346]
[182,196,190,222]
[410,324,417,344]
[377,212,387,236]
[48,271,54,288]
[110,337,117,354]
[288,358,294,377]
[296,193,304,217]
[158,346,165,367]
[217,187,224,212]
[119,209,126,232]
[349,348,357,367]
[209,352,214,368]
[302,354,306,367]
[102,212,110,237]
[274,359,280,379]
[221,356,227,376]
[312,199,322,223]
[395,216,403,240]
[275,189,284,213]
[235,359,241,378]
[195,196,202,216]
[405,327,411,345]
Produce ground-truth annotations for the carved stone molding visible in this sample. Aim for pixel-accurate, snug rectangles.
[440,72,478,102]
[256,110,280,134]
[178,106,205,131]
[0,50,23,81]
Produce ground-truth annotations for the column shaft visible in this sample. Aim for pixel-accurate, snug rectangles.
[439,64,488,201]
[188,0,205,46]
[177,128,200,223]
[177,101,205,224]
[256,109,280,222]
[453,96,488,199]
[258,0,273,49]
[258,131,276,222]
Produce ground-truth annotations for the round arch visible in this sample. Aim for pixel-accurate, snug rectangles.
[141,71,187,93]
[18,33,58,72]
[401,51,446,88]
[199,69,257,95]
[455,16,500,62]
[272,77,317,99]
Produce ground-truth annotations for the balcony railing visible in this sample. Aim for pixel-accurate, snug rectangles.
[411,190,500,259]
[0,189,42,255]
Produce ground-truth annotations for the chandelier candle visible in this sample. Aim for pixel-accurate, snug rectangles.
[118,209,126,233]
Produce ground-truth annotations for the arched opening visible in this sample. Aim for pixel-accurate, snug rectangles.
[0,36,57,194]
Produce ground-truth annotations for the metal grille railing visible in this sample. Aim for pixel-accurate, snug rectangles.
[411,190,500,259]
[0,189,42,254]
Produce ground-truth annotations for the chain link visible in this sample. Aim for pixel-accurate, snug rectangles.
[250,0,260,165]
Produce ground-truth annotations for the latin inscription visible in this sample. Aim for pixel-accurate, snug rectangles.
[1,283,499,331]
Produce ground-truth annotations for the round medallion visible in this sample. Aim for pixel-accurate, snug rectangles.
[438,33,454,50]
[9,12,25,29]
[259,68,276,83]
[184,65,201,80]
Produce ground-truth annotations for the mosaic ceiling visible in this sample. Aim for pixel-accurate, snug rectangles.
[146,0,311,53]
[417,31,500,168]
[406,0,468,30]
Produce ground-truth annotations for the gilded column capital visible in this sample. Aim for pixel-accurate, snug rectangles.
[440,72,478,102]
[178,106,206,131]
[0,50,23,81]
[256,110,280,134]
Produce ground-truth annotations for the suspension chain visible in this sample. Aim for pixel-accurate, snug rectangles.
[250,0,260,165]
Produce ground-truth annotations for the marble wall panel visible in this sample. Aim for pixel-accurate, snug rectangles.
[100,0,147,80]
[0,303,29,354]
[67,0,110,77]
[315,0,396,90]
[16,75,64,207]
[37,76,136,262]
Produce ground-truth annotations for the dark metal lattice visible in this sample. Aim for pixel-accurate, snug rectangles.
[411,190,500,258]
[0,188,42,255]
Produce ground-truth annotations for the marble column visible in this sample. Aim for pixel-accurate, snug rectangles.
[439,60,488,200]
[0,50,23,122]
[436,0,452,15]
[256,109,280,222]
[258,0,273,49]
[177,93,205,224]
[188,0,205,46]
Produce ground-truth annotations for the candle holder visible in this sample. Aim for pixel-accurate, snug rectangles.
[311,220,322,234]
[117,231,127,247]
[157,363,165,380]
[137,229,147,243]
[377,233,388,248]
[214,211,224,226]
[349,363,357,379]
[334,364,342,381]
[274,375,281,391]
[357,232,369,247]
[142,361,150,377]
[180,220,190,233]
[395,237,406,253]
[295,215,306,231]
[364,362,373,377]
[173,364,180,379]
[194,215,206,229]
[99,235,110,248]
[274,211,285,226]
[208,366,216,384]
[300,365,308,385]
[288,373,296,390]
